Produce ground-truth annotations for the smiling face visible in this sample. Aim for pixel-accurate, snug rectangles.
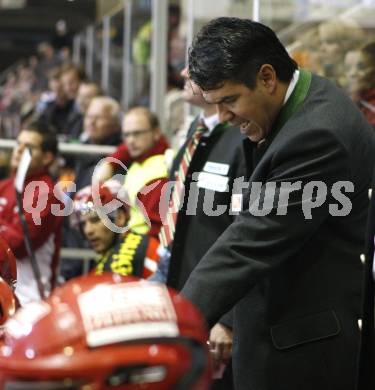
[201,65,283,142]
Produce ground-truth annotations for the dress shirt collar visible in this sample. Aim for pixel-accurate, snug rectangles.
[283,69,300,105]
[199,112,220,137]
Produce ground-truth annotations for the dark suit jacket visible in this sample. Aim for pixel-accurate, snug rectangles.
[167,119,246,291]
[182,74,375,390]
[357,169,375,390]
[167,119,246,330]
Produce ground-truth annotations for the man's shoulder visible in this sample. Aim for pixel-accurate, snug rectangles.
[286,74,373,139]
[303,74,360,119]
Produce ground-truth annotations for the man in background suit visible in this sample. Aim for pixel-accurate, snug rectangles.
[153,66,246,389]
[181,17,375,390]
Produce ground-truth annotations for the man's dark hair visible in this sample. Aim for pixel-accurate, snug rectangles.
[188,17,298,90]
[23,120,58,156]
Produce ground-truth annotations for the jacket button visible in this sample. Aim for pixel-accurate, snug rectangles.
[360,254,366,264]
[369,188,372,200]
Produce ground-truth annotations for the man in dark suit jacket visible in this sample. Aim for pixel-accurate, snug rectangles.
[166,67,246,295]
[358,174,375,390]
[151,66,246,389]
[181,17,375,390]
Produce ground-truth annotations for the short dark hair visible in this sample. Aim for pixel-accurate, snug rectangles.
[23,120,58,156]
[188,17,298,90]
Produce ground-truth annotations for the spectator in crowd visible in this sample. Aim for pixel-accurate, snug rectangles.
[74,96,122,191]
[0,120,61,306]
[55,81,101,202]
[120,107,170,237]
[1,64,38,132]
[93,107,170,238]
[39,67,73,135]
[76,82,101,116]
[318,18,364,86]
[181,17,375,390]
[60,63,84,102]
[344,42,375,128]
[290,27,324,77]
[52,81,101,211]
[70,81,101,141]
[59,63,86,140]
[36,67,62,113]
[0,71,17,112]
[34,42,62,91]
[72,180,160,278]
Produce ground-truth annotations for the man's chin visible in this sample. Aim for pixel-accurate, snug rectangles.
[92,245,103,253]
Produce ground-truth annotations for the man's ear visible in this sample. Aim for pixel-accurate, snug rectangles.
[257,64,277,93]
[42,151,55,168]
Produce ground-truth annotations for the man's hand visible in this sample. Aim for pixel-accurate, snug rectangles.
[209,323,233,369]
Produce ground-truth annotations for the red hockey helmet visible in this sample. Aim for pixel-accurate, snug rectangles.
[0,273,211,389]
[72,180,129,219]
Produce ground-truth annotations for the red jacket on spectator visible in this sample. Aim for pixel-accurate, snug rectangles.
[110,136,170,237]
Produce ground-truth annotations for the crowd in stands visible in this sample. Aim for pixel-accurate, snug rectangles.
[289,18,375,128]
[0,17,190,301]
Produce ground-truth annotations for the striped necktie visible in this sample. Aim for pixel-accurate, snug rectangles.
[159,119,208,248]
